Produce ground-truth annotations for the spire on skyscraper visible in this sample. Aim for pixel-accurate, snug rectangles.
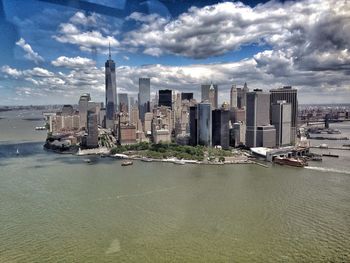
[108,42,111,60]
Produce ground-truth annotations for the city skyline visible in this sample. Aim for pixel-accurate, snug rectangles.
[0,0,349,105]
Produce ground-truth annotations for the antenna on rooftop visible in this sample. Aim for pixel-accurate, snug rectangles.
[108,42,111,60]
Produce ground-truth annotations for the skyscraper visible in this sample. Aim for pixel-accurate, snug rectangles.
[138,78,150,122]
[189,106,198,146]
[212,108,230,149]
[78,93,91,129]
[158,89,172,109]
[201,83,218,108]
[86,110,99,148]
[118,93,128,113]
[271,100,292,147]
[230,85,237,109]
[246,89,275,148]
[270,86,298,144]
[181,92,193,101]
[105,44,117,129]
[237,82,249,109]
[197,102,212,146]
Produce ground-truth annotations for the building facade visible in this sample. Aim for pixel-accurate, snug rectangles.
[212,109,230,149]
[271,101,292,147]
[197,102,212,146]
[270,86,298,144]
[201,83,218,108]
[138,78,150,122]
[246,90,273,148]
[158,89,172,109]
[105,48,117,129]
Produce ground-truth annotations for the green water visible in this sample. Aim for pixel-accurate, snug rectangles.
[0,111,350,262]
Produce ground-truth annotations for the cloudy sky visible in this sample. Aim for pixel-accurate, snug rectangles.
[0,0,349,105]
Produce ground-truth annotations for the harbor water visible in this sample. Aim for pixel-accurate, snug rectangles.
[0,110,350,262]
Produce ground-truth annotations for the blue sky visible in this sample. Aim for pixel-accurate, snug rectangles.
[0,0,349,105]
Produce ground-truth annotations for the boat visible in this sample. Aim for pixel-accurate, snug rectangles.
[311,156,323,161]
[141,157,152,162]
[121,160,133,166]
[319,144,328,149]
[322,153,339,158]
[83,158,92,164]
[273,157,308,167]
[16,149,19,155]
[173,160,186,165]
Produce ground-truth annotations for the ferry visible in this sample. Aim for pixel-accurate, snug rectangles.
[121,160,133,166]
[273,157,308,167]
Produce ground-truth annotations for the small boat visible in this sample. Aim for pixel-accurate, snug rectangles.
[322,153,339,158]
[273,157,307,167]
[16,149,19,155]
[121,160,133,166]
[83,158,92,163]
[319,144,328,149]
[141,157,152,162]
[173,160,185,165]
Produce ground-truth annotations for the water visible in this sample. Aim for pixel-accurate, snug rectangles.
[1,111,350,262]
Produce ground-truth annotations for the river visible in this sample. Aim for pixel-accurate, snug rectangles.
[0,110,349,262]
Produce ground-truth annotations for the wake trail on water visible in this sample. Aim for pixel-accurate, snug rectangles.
[305,166,350,175]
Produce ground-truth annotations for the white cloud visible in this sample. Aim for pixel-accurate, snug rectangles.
[16,38,44,64]
[1,65,22,78]
[52,56,96,68]
[124,0,350,75]
[53,12,120,53]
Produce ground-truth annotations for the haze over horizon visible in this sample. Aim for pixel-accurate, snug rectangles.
[0,0,349,105]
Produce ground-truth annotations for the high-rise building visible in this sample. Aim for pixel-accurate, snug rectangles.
[212,108,230,149]
[201,83,218,108]
[237,82,249,109]
[78,93,91,129]
[197,102,212,146]
[270,86,298,144]
[230,85,237,109]
[271,100,291,147]
[118,93,128,113]
[158,89,172,109]
[105,45,117,129]
[189,106,198,146]
[86,110,99,148]
[181,92,193,101]
[256,125,276,148]
[61,105,74,116]
[246,89,274,148]
[138,78,150,122]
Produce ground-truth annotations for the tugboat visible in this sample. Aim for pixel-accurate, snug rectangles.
[273,157,308,167]
[121,160,133,166]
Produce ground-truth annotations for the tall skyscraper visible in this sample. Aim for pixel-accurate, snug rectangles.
[86,110,99,148]
[271,100,292,147]
[189,106,198,146]
[138,78,150,122]
[201,83,218,108]
[212,108,230,149]
[181,92,193,101]
[118,93,128,113]
[158,89,172,109]
[246,89,275,148]
[237,82,249,109]
[230,85,237,109]
[197,102,212,146]
[105,44,117,129]
[78,93,91,129]
[270,86,298,144]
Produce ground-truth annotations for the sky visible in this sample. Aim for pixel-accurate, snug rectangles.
[0,0,349,105]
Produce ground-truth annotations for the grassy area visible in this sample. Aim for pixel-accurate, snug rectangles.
[110,142,233,161]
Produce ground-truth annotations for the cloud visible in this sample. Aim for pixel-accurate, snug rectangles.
[15,38,44,64]
[53,12,120,53]
[52,56,96,68]
[1,66,23,78]
[123,0,350,74]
